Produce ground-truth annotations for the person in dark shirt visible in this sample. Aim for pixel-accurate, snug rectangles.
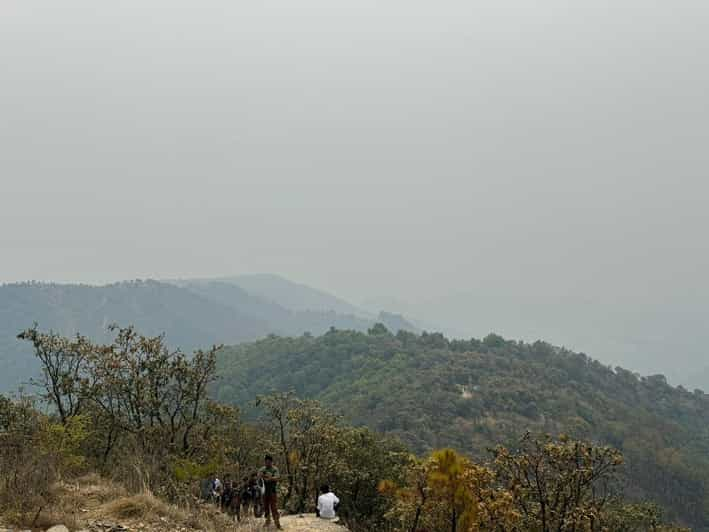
[258,454,282,529]
[221,474,234,512]
[242,473,264,518]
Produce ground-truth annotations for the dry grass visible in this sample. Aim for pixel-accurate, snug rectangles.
[62,473,128,505]
[22,508,81,530]
[2,495,82,531]
[1,481,71,530]
[105,491,189,521]
[103,490,247,531]
[1,474,299,532]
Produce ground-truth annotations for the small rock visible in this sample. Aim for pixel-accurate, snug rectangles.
[46,526,70,532]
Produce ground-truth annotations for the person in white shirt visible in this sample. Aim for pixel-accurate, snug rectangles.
[316,484,340,520]
[211,476,223,504]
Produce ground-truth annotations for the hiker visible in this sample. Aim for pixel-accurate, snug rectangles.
[200,477,213,501]
[212,474,223,505]
[316,484,340,520]
[227,475,246,521]
[239,475,252,514]
[252,472,265,518]
[239,473,262,518]
[258,455,282,529]
[221,474,235,514]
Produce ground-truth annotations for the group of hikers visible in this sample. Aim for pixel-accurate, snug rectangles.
[207,454,340,529]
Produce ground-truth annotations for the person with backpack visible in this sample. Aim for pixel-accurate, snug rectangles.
[258,455,282,529]
[316,484,340,520]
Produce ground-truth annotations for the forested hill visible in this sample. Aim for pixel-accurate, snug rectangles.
[0,281,267,392]
[215,327,709,529]
[0,280,417,393]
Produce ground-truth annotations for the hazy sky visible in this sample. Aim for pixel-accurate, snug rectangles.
[1,1,707,377]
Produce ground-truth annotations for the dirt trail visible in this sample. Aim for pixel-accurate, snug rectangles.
[276,514,345,531]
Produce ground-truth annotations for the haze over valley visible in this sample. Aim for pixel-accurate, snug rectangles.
[1,1,708,530]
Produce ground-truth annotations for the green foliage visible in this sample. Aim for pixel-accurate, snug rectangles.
[602,502,689,532]
[492,434,624,531]
[39,415,89,474]
[0,395,88,523]
[172,458,220,483]
[215,329,709,529]
[427,449,475,531]
[384,438,686,532]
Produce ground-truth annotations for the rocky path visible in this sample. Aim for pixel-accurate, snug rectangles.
[274,514,345,531]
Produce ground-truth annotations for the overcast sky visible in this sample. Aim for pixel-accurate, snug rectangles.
[1,1,707,377]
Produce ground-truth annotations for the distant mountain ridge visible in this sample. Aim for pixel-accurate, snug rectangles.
[192,274,370,317]
[171,277,418,336]
[0,277,418,393]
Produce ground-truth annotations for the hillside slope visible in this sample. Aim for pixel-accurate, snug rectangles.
[215,328,709,529]
[220,273,368,316]
[0,280,273,392]
[174,280,374,336]
[172,279,419,336]
[0,280,418,393]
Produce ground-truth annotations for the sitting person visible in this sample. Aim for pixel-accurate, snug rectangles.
[316,484,340,520]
